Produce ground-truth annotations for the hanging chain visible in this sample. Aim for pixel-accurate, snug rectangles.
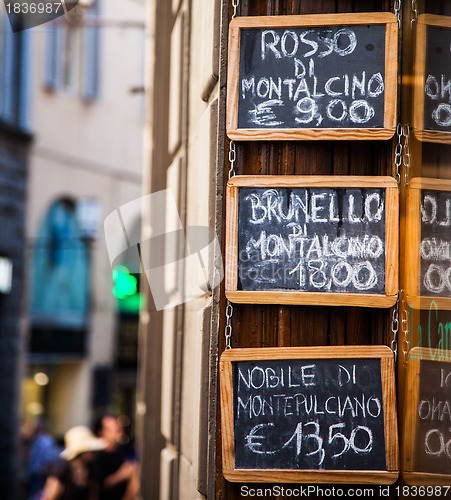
[399,290,410,363]
[394,123,403,186]
[394,123,412,189]
[411,0,418,30]
[225,300,233,350]
[231,0,239,20]
[394,0,402,29]
[403,124,411,188]
[228,140,236,179]
[391,293,400,362]
[225,139,236,349]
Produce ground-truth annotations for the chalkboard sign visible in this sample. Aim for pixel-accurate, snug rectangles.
[405,178,451,309]
[227,13,398,141]
[414,15,451,143]
[226,176,399,307]
[220,346,399,483]
[402,348,451,485]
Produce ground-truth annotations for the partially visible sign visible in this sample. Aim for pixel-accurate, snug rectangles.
[220,346,399,483]
[403,348,451,484]
[227,13,398,140]
[414,15,451,143]
[405,178,451,309]
[0,257,12,294]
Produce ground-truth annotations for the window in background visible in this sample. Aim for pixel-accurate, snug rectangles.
[30,199,90,356]
[62,20,83,92]
[44,0,100,101]
[0,14,32,131]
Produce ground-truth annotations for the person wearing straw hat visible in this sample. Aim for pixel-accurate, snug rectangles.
[41,426,106,500]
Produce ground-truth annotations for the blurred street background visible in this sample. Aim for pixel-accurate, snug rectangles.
[0,0,146,497]
[0,0,222,496]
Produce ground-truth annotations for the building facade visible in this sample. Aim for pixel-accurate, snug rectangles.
[138,1,223,498]
[139,0,451,499]
[23,0,145,440]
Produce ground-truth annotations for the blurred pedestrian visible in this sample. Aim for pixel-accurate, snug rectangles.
[19,423,32,500]
[41,425,106,500]
[92,415,138,500]
[28,418,60,500]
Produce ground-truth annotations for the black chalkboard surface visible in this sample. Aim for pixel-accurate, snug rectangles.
[405,179,451,309]
[416,359,451,475]
[233,358,385,470]
[419,189,451,298]
[238,186,386,294]
[414,15,451,143]
[423,26,451,132]
[403,348,451,483]
[226,176,399,308]
[221,346,399,483]
[238,25,385,129]
[227,13,398,140]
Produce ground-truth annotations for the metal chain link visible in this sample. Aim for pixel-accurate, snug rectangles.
[225,137,237,349]
[403,124,411,187]
[391,293,400,362]
[225,138,236,350]
[394,0,402,29]
[225,300,233,350]
[394,123,403,186]
[399,290,410,363]
[411,0,418,30]
[228,140,236,179]
[231,0,239,20]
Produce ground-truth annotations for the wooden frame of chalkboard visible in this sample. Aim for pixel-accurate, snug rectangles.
[402,347,451,485]
[226,175,399,307]
[227,13,398,141]
[405,178,451,309]
[220,346,398,483]
[413,15,451,144]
